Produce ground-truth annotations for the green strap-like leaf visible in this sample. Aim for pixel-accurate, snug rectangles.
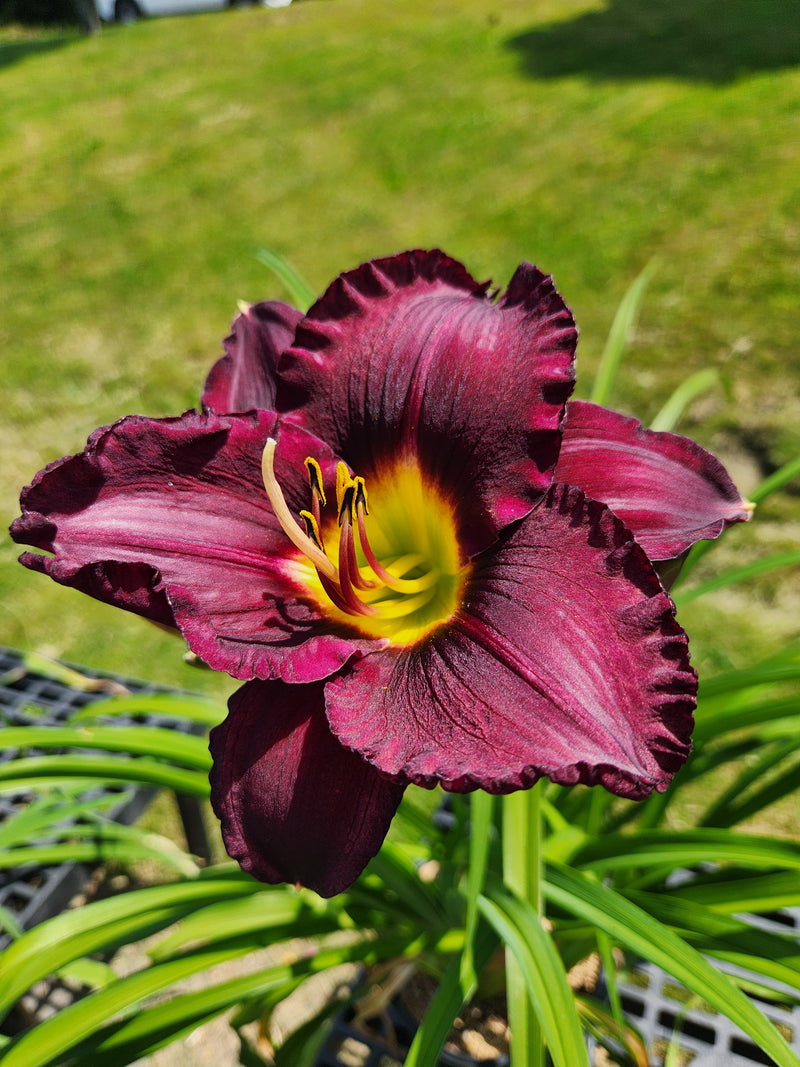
[0,786,135,848]
[665,870,800,916]
[545,865,800,1067]
[572,828,800,877]
[51,936,391,1067]
[676,455,800,583]
[460,791,493,989]
[0,754,210,796]
[0,945,265,1067]
[0,837,198,877]
[404,921,499,1067]
[479,885,590,1067]
[150,889,340,960]
[649,368,720,432]
[749,453,800,506]
[590,260,657,407]
[254,248,316,309]
[71,692,225,726]
[693,696,800,744]
[675,550,800,606]
[703,755,800,829]
[0,875,256,1018]
[627,890,800,994]
[365,844,447,929]
[698,649,800,700]
[0,724,211,769]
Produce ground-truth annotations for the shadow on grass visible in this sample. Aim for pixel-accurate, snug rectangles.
[0,34,77,71]
[506,0,800,84]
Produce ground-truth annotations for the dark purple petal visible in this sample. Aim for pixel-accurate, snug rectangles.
[277,250,577,555]
[202,300,302,415]
[11,411,384,682]
[325,484,696,800]
[555,400,753,560]
[209,679,405,897]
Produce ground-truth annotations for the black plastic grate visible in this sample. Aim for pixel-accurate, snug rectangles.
[610,906,800,1066]
[0,645,209,950]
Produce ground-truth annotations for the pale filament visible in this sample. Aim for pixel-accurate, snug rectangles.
[261,439,338,581]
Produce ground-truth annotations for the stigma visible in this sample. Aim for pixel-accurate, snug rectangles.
[261,438,441,622]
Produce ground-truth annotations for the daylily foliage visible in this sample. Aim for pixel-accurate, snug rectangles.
[12,250,751,896]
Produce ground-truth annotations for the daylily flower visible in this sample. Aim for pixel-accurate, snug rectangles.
[12,250,751,897]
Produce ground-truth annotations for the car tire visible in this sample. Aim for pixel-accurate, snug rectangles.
[115,0,140,22]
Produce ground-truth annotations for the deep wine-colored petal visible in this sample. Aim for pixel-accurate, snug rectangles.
[325,484,696,800]
[11,411,383,682]
[202,300,302,415]
[209,679,406,897]
[277,250,577,555]
[555,400,752,560]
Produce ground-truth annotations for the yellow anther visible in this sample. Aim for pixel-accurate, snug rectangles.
[338,483,356,526]
[335,461,354,513]
[304,457,326,507]
[299,510,324,551]
[354,476,369,516]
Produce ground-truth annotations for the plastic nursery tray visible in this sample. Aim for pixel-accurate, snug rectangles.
[608,906,800,1067]
[315,937,800,1067]
[0,644,211,1023]
[315,994,511,1067]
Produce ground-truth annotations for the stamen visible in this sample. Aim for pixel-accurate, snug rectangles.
[261,439,338,582]
[335,462,353,514]
[354,477,369,515]
[264,443,454,634]
[299,510,324,552]
[304,457,326,506]
[304,457,326,528]
[338,482,356,527]
[337,516,377,616]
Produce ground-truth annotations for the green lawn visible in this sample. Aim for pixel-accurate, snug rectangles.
[1,0,798,693]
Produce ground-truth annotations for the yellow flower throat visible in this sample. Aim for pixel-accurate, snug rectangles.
[261,438,468,644]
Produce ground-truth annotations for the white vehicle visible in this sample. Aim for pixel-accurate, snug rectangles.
[96,0,290,22]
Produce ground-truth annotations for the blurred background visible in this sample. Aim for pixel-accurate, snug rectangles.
[1,0,798,701]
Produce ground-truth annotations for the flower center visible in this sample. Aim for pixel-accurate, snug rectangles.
[262,438,468,644]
